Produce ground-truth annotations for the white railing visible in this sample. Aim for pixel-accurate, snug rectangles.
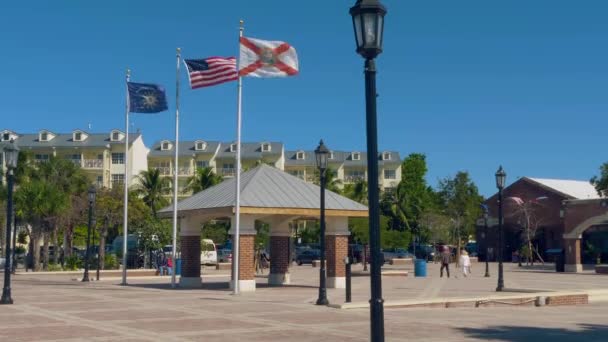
[344,175,366,183]
[156,167,171,176]
[83,159,103,169]
[221,168,236,177]
[178,167,193,176]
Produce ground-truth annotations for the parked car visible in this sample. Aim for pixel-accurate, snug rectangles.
[465,242,478,257]
[200,239,218,265]
[295,249,320,265]
[218,249,232,263]
[381,248,413,263]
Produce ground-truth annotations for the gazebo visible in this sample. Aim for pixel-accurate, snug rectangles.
[158,164,368,291]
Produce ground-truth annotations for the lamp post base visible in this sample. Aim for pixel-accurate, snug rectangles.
[0,291,13,305]
[316,297,329,306]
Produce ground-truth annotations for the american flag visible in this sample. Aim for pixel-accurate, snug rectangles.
[184,57,238,89]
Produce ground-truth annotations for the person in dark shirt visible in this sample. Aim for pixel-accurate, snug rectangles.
[440,246,451,278]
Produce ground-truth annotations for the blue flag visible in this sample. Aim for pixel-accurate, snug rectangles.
[127,82,168,113]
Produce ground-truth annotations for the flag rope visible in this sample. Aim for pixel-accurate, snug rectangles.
[171,48,181,288]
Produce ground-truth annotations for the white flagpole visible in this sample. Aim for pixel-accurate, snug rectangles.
[171,48,181,288]
[233,20,244,295]
[121,68,130,286]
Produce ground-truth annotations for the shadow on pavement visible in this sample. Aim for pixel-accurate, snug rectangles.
[124,281,231,291]
[458,324,608,342]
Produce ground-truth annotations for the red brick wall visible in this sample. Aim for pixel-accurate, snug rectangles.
[270,236,290,274]
[564,200,608,236]
[565,239,581,265]
[545,294,588,306]
[180,235,200,278]
[238,235,255,280]
[327,235,348,278]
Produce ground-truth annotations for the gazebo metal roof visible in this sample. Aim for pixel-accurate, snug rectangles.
[159,164,368,217]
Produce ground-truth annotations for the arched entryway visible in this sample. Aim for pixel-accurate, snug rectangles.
[563,200,608,272]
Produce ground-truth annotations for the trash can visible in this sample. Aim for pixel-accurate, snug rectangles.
[414,258,427,277]
[546,249,564,272]
[175,258,182,276]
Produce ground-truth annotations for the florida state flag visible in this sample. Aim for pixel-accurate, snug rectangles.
[239,37,299,78]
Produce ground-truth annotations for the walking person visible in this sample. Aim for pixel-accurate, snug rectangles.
[156,252,165,276]
[166,255,173,276]
[440,246,451,278]
[460,250,472,277]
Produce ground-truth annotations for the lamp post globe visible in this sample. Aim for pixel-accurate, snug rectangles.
[1,139,19,305]
[315,140,329,306]
[350,1,387,340]
[495,166,506,292]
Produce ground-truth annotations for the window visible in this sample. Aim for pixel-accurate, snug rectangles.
[296,151,305,160]
[111,132,120,141]
[111,153,124,164]
[346,170,365,178]
[74,132,82,141]
[97,154,103,160]
[223,163,234,169]
[111,174,125,185]
[261,143,271,152]
[383,152,391,161]
[35,154,49,162]
[352,152,361,161]
[196,160,209,169]
[161,141,170,150]
[384,169,396,179]
[288,170,305,179]
[230,144,237,152]
[2,133,9,141]
[96,176,103,187]
[40,132,48,141]
[195,141,206,151]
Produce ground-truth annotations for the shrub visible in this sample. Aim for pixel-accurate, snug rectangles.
[47,263,62,272]
[64,255,81,271]
[104,254,119,270]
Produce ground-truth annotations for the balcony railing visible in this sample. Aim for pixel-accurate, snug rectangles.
[156,167,172,176]
[178,167,193,176]
[83,159,103,169]
[344,175,366,183]
[221,168,236,177]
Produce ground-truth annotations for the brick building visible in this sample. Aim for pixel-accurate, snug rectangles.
[478,177,605,272]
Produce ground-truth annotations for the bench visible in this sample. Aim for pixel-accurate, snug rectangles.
[595,265,608,274]
[216,262,232,270]
[389,258,412,266]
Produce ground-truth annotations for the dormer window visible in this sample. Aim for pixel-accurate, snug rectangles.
[382,152,391,161]
[110,130,123,142]
[161,141,171,151]
[40,132,48,141]
[38,130,54,142]
[74,132,82,141]
[261,143,271,152]
[230,143,237,152]
[296,151,305,160]
[195,140,207,151]
[2,133,9,141]
[352,152,361,161]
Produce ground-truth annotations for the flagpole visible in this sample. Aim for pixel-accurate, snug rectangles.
[171,48,181,289]
[121,68,130,286]
[233,19,244,295]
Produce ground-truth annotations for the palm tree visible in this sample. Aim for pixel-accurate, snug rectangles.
[184,167,223,194]
[312,168,342,194]
[133,168,171,217]
[344,179,368,205]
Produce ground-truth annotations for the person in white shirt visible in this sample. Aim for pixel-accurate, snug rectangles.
[460,250,472,277]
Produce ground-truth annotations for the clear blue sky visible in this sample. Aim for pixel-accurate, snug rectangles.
[1,1,606,197]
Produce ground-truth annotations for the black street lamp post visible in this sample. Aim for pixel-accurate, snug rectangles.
[350,1,386,340]
[82,186,96,282]
[1,140,19,305]
[482,207,490,278]
[495,166,506,292]
[315,140,330,306]
[93,217,100,281]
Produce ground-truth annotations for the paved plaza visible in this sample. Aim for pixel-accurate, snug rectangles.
[2,262,608,341]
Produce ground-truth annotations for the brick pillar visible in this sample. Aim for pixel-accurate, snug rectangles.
[326,235,348,289]
[236,234,256,291]
[180,235,201,288]
[564,238,582,273]
[269,236,290,285]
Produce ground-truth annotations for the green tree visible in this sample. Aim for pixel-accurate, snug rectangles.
[201,220,230,246]
[590,162,608,197]
[343,179,368,205]
[312,168,342,194]
[133,168,171,217]
[184,167,223,194]
[95,187,124,269]
[437,171,484,265]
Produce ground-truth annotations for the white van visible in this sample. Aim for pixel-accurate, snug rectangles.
[200,239,218,265]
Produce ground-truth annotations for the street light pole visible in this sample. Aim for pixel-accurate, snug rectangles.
[1,140,19,305]
[82,186,96,282]
[495,166,506,292]
[315,140,329,306]
[350,1,387,340]
[484,212,490,278]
